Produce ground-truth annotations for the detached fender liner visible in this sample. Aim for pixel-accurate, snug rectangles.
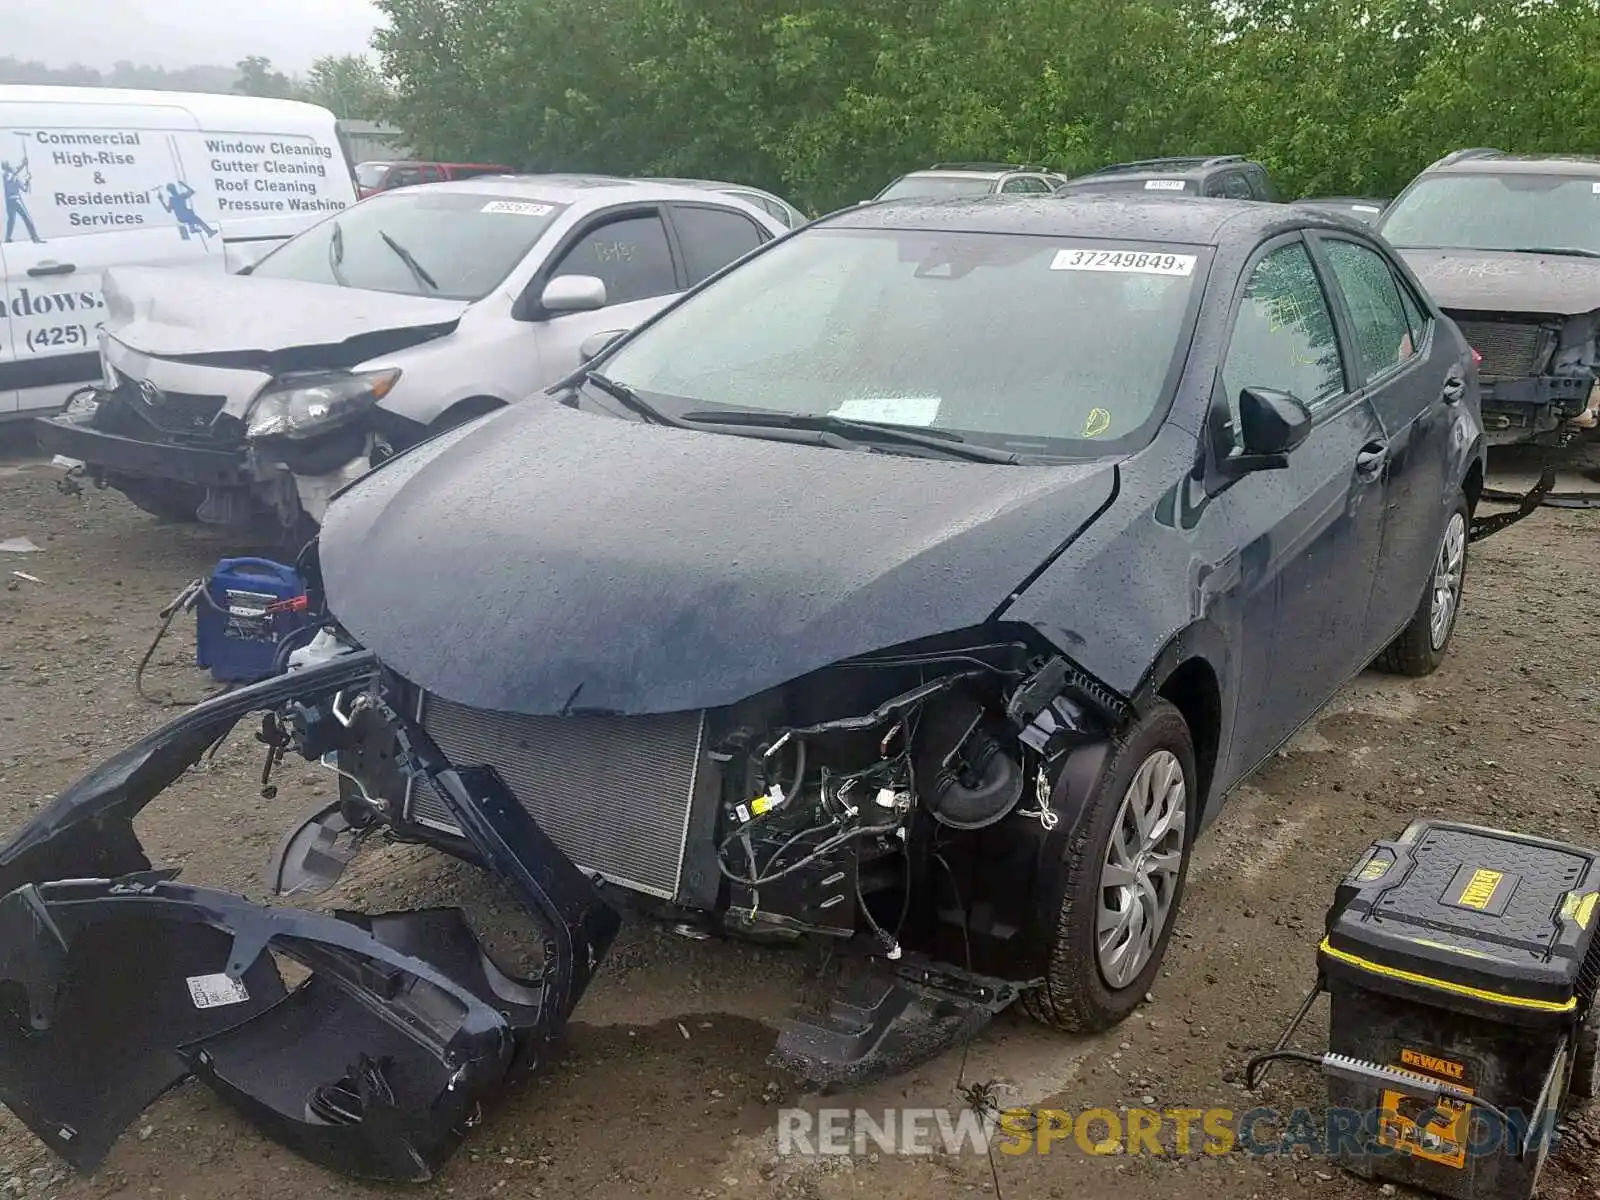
[0,652,621,1181]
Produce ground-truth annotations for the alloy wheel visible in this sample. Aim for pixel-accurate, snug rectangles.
[1097,749,1187,989]
[1429,511,1467,651]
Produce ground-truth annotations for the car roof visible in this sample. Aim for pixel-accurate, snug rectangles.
[644,177,783,198]
[0,83,338,125]
[898,169,1009,181]
[1426,151,1600,177]
[1069,155,1254,182]
[382,174,770,206]
[824,192,1327,247]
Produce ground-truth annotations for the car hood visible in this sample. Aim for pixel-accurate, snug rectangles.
[101,266,468,371]
[317,402,1119,716]
[1394,248,1600,317]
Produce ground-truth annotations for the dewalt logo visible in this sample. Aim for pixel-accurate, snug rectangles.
[1399,1048,1465,1081]
[1458,868,1503,910]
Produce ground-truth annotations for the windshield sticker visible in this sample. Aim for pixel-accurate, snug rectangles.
[480,200,554,216]
[1144,179,1187,191]
[1591,183,1600,194]
[1051,248,1197,276]
[1082,407,1113,438]
[831,396,942,426]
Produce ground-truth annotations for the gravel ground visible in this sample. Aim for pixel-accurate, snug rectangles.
[2,426,1599,1200]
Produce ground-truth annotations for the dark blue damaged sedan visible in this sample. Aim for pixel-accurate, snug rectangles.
[0,191,1491,1179]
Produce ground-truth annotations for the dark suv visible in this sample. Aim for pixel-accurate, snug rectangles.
[1059,155,1277,201]
[1377,149,1600,446]
[873,162,1070,202]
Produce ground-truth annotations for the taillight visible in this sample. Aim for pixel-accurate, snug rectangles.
[1470,346,1482,368]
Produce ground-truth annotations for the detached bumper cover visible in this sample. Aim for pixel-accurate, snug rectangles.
[0,653,620,1182]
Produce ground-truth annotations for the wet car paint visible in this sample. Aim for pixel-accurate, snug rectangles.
[316,400,1119,716]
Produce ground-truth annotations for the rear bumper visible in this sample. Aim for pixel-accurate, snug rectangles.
[33,414,250,487]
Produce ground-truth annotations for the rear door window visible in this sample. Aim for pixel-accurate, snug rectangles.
[1321,238,1418,382]
[1222,173,1254,200]
[549,210,678,304]
[669,204,768,286]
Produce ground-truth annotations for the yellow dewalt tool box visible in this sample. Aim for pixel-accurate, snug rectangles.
[1248,818,1600,1200]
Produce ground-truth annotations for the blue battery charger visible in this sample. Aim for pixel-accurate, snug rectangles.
[194,557,313,683]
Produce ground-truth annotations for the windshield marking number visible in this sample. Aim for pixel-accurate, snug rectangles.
[480,200,554,216]
[1051,249,1196,276]
[1145,180,1187,191]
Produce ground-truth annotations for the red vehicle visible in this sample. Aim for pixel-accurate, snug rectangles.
[354,160,517,197]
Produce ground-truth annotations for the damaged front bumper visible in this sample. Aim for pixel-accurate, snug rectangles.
[0,652,619,1182]
[33,387,375,529]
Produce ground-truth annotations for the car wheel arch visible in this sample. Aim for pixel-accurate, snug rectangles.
[1462,455,1484,513]
[1133,622,1231,822]
[431,395,508,433]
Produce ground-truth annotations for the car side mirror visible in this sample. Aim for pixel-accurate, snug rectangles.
[579,329,627,363]
[1219,386,1313,475]
[539,274,608,315]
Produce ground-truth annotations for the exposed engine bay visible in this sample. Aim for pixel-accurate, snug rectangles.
[0,610,1134,1180]
[1449,310,1600,445]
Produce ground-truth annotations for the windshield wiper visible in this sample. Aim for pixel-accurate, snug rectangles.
[327,222,350,287]
[681,408,1020,463]
[1509,246,1600,259]
[583,371,678,425]
[377,229,439,291]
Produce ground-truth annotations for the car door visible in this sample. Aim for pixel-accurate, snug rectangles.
[663,201,772,287]
[1310,231,1464,654]
[1211,235,1389,777]
[529,206,683,378]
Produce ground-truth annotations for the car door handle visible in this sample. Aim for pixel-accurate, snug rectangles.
[1355,441,1388,479]
[27,261,76,277]
[1441,368,1466,404]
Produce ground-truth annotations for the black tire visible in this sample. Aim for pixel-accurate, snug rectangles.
[1021,699,1196,1034]
[1375,495,1470,677]
[1570,1007,1600,1103]
[112,477,205,523]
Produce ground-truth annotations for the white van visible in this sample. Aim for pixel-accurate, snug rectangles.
[0,86,356,421]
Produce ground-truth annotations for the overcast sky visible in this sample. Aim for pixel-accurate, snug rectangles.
[12,0,382,73]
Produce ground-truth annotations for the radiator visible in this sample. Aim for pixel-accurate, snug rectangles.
[1451,318,1551,380]
[404,693,707,901]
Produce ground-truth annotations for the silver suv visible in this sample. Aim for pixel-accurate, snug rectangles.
[872,162,1069,202]
[36,176,789,534]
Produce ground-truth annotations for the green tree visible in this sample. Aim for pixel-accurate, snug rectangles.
[371,0,1600,210]
[232,55,294,99]
[298,54,395,118]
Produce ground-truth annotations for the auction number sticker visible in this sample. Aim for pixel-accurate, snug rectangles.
[481,200,554,216]
[1144,179,1187,191]
[186,972,251,1009]
[1051,248,1197,276]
